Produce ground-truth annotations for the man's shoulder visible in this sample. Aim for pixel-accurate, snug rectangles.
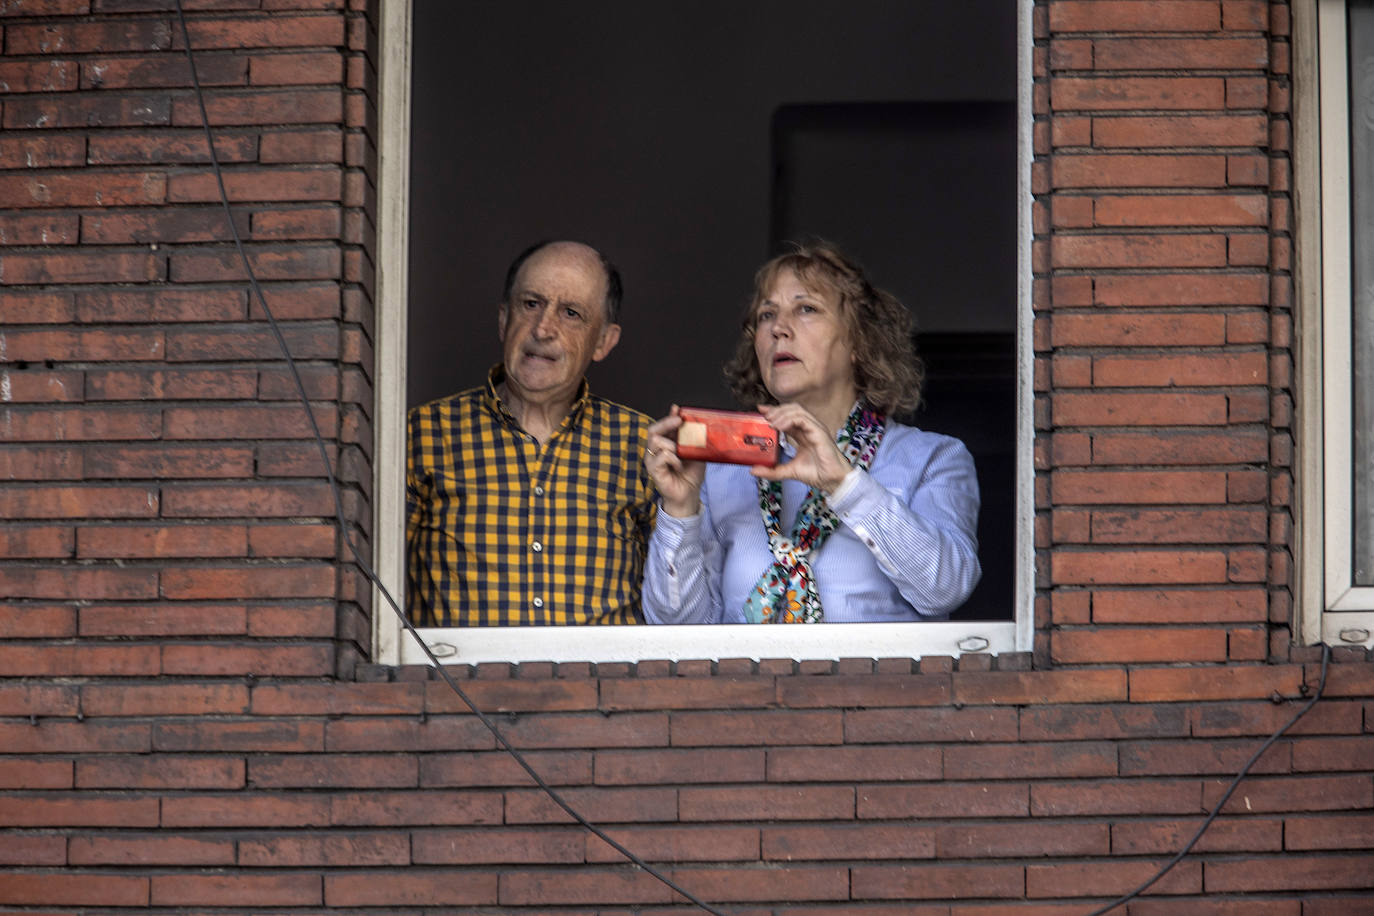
[408,385,487,418]
[581,392,652,432]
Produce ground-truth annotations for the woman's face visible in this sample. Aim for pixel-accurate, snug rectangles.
[753,269,857,412]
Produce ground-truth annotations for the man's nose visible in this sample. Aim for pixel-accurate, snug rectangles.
[531,304,557,337]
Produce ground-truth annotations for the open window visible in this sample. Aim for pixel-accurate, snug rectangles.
[372,0,1035,663]
[1294,0,1374,649]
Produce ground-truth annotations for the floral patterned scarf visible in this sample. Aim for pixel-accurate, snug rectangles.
[742,402,886,623]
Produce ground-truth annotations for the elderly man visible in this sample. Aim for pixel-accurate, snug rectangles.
[406,240,655,626]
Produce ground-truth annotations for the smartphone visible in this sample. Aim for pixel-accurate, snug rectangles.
[675,407,780,467]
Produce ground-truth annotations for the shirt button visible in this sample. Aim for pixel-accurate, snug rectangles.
[531,541,543,553]
[532,597,544,608]
[534,485,544,496]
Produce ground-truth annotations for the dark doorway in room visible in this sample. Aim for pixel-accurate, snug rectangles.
[407,0,1018,621]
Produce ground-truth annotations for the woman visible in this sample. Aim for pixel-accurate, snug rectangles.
[641,242,981,624]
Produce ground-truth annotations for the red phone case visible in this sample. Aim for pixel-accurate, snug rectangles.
[675,407,780,467]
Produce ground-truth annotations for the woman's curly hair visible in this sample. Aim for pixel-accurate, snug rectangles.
[724,241,924,415]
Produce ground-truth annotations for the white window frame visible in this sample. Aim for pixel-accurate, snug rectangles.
[1295,0,1374,649]
[370,0,1035,665]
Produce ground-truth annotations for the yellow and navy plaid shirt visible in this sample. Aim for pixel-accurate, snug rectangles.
[406,367,656,626]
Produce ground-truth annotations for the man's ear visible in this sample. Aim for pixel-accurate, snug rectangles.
[497,302,508,342]
[591,322,621,362]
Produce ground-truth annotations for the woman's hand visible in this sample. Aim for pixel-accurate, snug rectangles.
[751,403,853,493]
[645,406,706,517]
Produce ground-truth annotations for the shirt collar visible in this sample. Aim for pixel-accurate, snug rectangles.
[483,364,590,433]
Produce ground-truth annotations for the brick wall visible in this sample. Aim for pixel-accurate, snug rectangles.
[0,0,1371,912]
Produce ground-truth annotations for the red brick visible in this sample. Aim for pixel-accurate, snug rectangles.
[851,863,1025,900]
[1054,392,1228,426]
[182,15,346,50]
[860,782,1028,819]
[161,794,330,829]
[1120,736,1292,776]
[1050,38,1094,70]
[1093,113,1268,149]
[1090,429,1268,465]
[1094,194,1267,228]
[1206,853,1374,892]
[507,786,678,824]
[81,208,247,245]
[81,683,249,717]
[424,678,599,715]
[1028,859,1201,898]
[86,131,250,166]
[80,54,245,90]
[161,483,333,518]
[0,834,66,866]
[0,135,86,169]
[0,212,79,245]
[151,873,321,908]
[1,249,165,285]
[154,718,326,754]
[86,445,255,479]
[1052,470,1227,504]
[1050,1,1221,32]
[250,50,345,85]
[1291,736,1374,773]
[0,485,159,519]
[0,171,167,209]
[0,524,73,558]
[0,369,84,403]
[259,128,345,163]
[948,741,1119,780]
[1094,352,1266,387]
[939,821,1109,858]
[0,758,73,790]
[1053,76,1224,111]
[420,749,588,788]
[1020,703,1189,741]
[594,747,762,785]
[587,825,761,863]
[411,827,583,865]
[0,682,79,716]
[1053,154,1226,188]
[1032,778,1201,816]
[1054,234,1227,269]
[664,866,849,903]
[1129,664,1304,701]
[68,834,236,866]
[169,244,341,283]
[167,167,343,203]
[76,287,246,322]
[239,832,410,866]
[165,323,339,361]
[1100,36,1267,68]
[766,745,942,782]
[6,20,172,54]
[1112,816,1283,854]
[163,404,338,440]
[0,566,158,601]
[0,795,158,827]
[671,710,843,746]
[597,676,774,711]
[1053,312,1226,347]
[2,327,167,362]
[160,565,335,600]
[77,755,245,789]
[3,93,171,130]
[679,786,853,822]
[1094,273,1267,308]
[843,706,1019,743]
[776,674,952,708]
[162,643,334,677]
[1089,507,1267,543]
[1052,549,1228,584]
[0,873,149,907]
[328,790,502,827]
[1054,626,1229,662]
[0,603,78,640]
[1285,813,1374,850]
[78,524,247,559]
[248,602,336,637]
[248,522,336,557]
[251,682,422,716]
[954,669,1128,705]
[323,869,498,906]
[253,753,416,791]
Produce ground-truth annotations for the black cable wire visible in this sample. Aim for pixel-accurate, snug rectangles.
[171,5,731,913]
[1083,642,1333,916]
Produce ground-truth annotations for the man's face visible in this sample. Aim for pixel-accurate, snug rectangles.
[497,242,621,406]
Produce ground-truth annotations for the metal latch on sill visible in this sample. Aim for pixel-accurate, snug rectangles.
[427,641,458,658]
[957,635,991,653]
